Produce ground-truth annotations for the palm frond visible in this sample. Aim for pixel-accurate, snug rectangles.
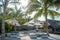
[42,0,53,5]
[48,10,60,16]
[48,10,60,19]
[50,0,60,10]
[48,10,55,20]
[26,0,41,14]
[53,0,60,6]
[33,9,43,19]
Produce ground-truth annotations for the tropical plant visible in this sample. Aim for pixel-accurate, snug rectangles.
[5,23,11,33]
[6,7,23,31]
[26,0,60,36]
[1,0,20,40]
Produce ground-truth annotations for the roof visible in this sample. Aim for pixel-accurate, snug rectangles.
[5,19,20,26]
[23,20,34,26]
[23,19,42,26]
[23,19,60,28]
[47,19,60,28]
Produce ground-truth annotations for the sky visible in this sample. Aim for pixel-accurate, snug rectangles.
[8,0,60,21]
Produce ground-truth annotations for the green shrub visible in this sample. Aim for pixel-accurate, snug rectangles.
[16,28,22,31]
[43,27,46,32]
[5,23,11,33]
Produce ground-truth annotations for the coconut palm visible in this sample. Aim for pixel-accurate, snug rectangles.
[10,0,21,31]
[6,7,22,31]
[3,0,20,31]
[1,0,8,40]
[1,0,20,39]
[42,0,60,36]
[26,0,60,36]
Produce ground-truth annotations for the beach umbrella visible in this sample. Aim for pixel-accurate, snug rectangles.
[5,19,20,26]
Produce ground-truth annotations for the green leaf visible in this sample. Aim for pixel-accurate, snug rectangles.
[48,10,60,20]
[48,10,60,16]
[26,0,41,14]
[33,9,43,19]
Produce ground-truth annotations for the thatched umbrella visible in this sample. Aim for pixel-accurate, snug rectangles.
[5,19,20,31]
[5,19,20,26]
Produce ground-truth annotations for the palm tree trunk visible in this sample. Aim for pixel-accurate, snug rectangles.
[1,18,5,40]
[45,15,49,36]
[1,0,7,40]
[15,23,16,31]
[45,6,49,36]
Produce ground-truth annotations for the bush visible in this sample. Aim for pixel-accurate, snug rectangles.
[43,27,46,32]
[0,17,12,33]
[16,28,22,31]
[5,23,11,33]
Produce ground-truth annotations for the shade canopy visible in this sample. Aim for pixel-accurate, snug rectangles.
[23,19,41,26]
[5,19,20,26]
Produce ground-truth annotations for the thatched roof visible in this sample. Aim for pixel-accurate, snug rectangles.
[5,19,20,26]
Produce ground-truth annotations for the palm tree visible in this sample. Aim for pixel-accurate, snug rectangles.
[1,0,21,39]
[26,0,60,36]
[42,0,60,36]
[6,6,28,30]
[5,0,21,31]
[1,0,8,40]
[5,7,20,31]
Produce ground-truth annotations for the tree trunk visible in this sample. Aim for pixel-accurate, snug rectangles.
[45,15,49,36]
[45,6,49,36]
[15,23,16,32]
[1,18,5,40]
[1,0,7,40]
